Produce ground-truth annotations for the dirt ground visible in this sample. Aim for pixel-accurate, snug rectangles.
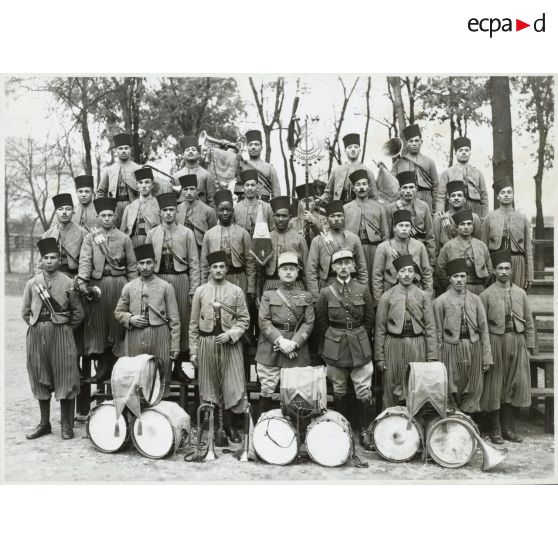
[2,293,555,483]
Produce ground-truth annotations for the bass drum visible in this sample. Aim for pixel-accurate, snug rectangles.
[371,406,423,462]
[253,409,299,465]
[305,410,352,468]
[426,411,479,468]
[132,401,190,459]
[86,402,131,454]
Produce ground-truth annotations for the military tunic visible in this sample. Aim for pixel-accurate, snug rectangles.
[432,210,482,257]
[176,198,218,255]
[120,197,161,248]
[173,165,216,209]
[41,222,88,278]
[320,162,379,205]
[72,202,98,233]
[392,153,439,212]
[245,158,282,200]
[234,198,274,236]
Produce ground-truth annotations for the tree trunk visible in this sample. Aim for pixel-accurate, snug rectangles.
[362,77,372,162]
[449,116,456,167]
[5,200,11,274]
[387,77,406,134]
[79,78,93,175]
[278,126,290,195]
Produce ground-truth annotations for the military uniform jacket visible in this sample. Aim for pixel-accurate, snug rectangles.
[315,279,375,368]
[482,208,534,282]
[436,237,492,286]
[189,279,250,355]
[344,199,389,243]
[246,158,282,199]
[437,163,489,217]
[320,162,379,203]
[173,165,216,208]
[78,228,138,281]
[306,229,369,301]
[371,238,433,301]
[22,271,84,328]
[72,203,98,232]
[41,223,88,271]
[391,153,439,197]
[432,210,482,256]
[114,276,180,351]
[120,197,161,236]
[479,283,535,347]
[234,199,274,235]
[256,287,314,367]
[97,161,142,200]
[266,228,309,277]
[433,290,493,365]
[374,284,438,362]
[200,225,256,293]
[176,199,218,248]
[146,224,200,293]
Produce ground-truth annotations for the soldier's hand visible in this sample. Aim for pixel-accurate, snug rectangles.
[170,351,180,360]
[375,361,385,373]
[482,364,491,373]
[215,332,230,344]
[78,282,90,296]
[130,315,149,328]
[303,210,316,224]
[314,197,325,208]
[190,354,198,368]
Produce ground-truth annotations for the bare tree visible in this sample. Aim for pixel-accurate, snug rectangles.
[361,77,372,162]
[387,77,406,134]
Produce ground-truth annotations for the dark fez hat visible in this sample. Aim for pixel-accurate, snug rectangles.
[179,174,198,188]
[157,192,178,209]
[446,258,467,276]
[113,133,132,148]
[342,133,361,148]
[392,209,412,226]
[446,181,466,196]
[397,171,416,187]
[94,198,117,213]
[325,200,344,216]
[349,169,368,185]
[180,136,198,150]
[295,183,315,199]
[134,243,156,261]
[52,193,74,209]
[393,254,415,272]
[74,175,94,190]
[452,208,474,226]
[207,251,227,266]
[270,196,292,213]
[493,176,513,194]
[402,124,421,140]
[491,250,512,267]
[214,189,233,206]
[245,130,262,144]
[453,136,471,150]
[37,237,59,257]
[134,167,154,181]
[240,169,259,184]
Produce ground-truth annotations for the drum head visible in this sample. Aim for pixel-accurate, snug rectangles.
[132,408,175,459]
[372,413,421,462]
[427,418,477,468]
[87,403,129,453]
[306,411,351,467]
[253,410,298,465]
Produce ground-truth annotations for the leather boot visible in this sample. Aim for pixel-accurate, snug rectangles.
[83,350,113,385]
[255,396,273,422]
[26,399,52,440]
[60,399,75,440]
[171,356,189,383]
[487,410,505,445]
[358,399,375,451]
[501,404,523,443]
[223,410,241,444]
[333,394,350,421]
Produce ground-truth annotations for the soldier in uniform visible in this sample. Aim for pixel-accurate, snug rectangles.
[189,250,251,443]
[245,129,282,201]
[344,169,389,296]
[263,196,309,291]
[306,200,368,302]
[372,209,433,302]
[77,198,138,384]
[255,252,314,419]
[146,192,200,378]
[391,124,439,212]
[316,133,379,206]
[120,167,161,248]
[96,133,143,228]
[175,174,218,257]
[482,177,533,290]
[234,168,274,236]
[374,254,438,409]
[436,137,489,220]
[289,183,328,243]
[72,175,98,232]
[173,135,216,209]
[433,258,492,415]
[22,238,84,440]
[437,208,492,295]
[114,243,181,390]
[480,250,535,444]
[315,249,375,450]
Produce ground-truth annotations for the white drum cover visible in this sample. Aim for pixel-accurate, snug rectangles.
[372,406,422,462]
[87,402,129,453]
[426,415,477,468]
[305,410,352,467]
[253,408,298,465]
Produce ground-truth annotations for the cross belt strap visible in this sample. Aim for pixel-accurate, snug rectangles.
[327,284,363,323]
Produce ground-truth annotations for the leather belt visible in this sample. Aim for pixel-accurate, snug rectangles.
[36,314,52,323]
[389,331,424,338]
[116,196,129,202]
[360,239,381,246]
[102,269,113,277]
[272,322,297,332]
[459,333,470,340]
[330,320,363,330]
[199,330,221,337]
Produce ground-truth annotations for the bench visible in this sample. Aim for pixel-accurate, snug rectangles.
[529,354,554,434]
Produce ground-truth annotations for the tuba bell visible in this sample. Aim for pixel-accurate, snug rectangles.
[198,130,243,154]
[382,137,404,159]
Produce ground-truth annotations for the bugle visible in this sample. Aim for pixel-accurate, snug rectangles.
[198,130,243,153]
[183,401,217,462]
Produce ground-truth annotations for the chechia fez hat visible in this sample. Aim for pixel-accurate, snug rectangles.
[157,192,178,209]
[37,237,59,257]
[393,254,415,272]
[349,169,368,185]
[179,174,198,188]
[446,181,466,196]
[270,196,291,213]
[331,249,354,264]
[453,136,471,150]
[93,198,117,213]
[325,200,344,216]
[240,169,259,184]
[392,209,412,226]
[180,136,198,151]
[134,243,155,261]
[397,171,416,187]
[134,167,154,181]
[452,208,474,226]
[52,193,74,209]
[493,176,513,194]
[245,130,262,144]
[207,251,227,266]
[446,258,468,276]
[278,252,300,268]
[74,175,94,190]
[295,183,316,199]
[491,250,512,267]
[214,189,233,206]
[342,133,360,148]
[402,124,421,140]
[113,133,132,148]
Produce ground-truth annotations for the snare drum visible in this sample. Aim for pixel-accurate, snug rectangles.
[112,354,165,408]
[131,401,190,459]
[426,411,479,468]
[371,406,423,462]
[305,410,352,467]
[86,402,131,454]
[253,409,299,465]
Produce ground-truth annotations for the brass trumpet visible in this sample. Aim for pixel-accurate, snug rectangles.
[184,401,217,462]
[198,130,243,153]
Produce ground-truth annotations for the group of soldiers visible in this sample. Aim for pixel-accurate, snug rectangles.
[22,125,536,455]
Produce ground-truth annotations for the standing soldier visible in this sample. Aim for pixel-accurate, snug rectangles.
[316,133,379,206]
[234,169,274,236]
[173,136,216,209]
[437,208,492,295]
[480,250,535,444]
[72,175,98,232]
[78,198,138,384]
[22,238,84,440]
[96,133,142,228]
[374,254,438,409]
[289,183,328,243]
[263,196,309,291]
[436,137,489,220]
[391,124,439,213]
[433,258,492,415]
[344,169,390,296]
[114,243,181,390]
[372,209,433,302]
[120,167,161,248]
[146,192,200,378]
[189,250,251,443]
[175,174,217,257]
[245,129,282,200]
[315,249,375,450]
[482,177,533,290]
[255,252,314,419]
[306,200,368,302]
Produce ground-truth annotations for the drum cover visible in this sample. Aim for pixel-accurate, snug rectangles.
[426,413,477,468]
[372,406,423,462]
[87,402,130,453]
[253,409,299,465]
[407,362,448,419]
[305,410,352,467]
[280,366,327,416]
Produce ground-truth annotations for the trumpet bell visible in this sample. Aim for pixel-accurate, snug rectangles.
[481,443,508,472]
[382,137,404,158]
